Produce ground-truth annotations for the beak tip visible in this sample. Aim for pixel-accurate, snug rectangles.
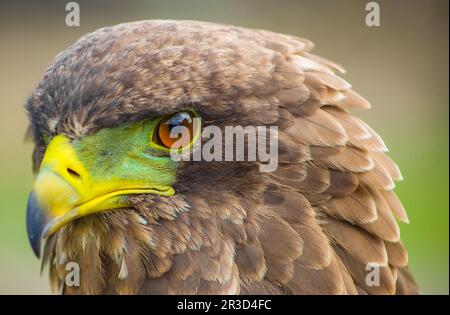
[26,192,46,258]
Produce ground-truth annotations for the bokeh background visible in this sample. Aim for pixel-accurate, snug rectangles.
[0,0,448,294]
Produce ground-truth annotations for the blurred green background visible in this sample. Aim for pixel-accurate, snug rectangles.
[0,0,448,294]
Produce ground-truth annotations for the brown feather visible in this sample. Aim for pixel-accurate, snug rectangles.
[286,109,348,146]
[292,222,333,269]
[325,169,359,197]
[385,241,409,268]
[324,218,388,266]
[360,189,401,242]
[318,146,374,173]
[287,254,345,294]
[381,190,409,223]
[321,186,377,224]
[334,247,396,295]
[235,242,267,281]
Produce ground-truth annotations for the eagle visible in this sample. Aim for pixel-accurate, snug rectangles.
[25,20,419,295]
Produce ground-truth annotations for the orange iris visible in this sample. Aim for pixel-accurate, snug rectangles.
[156,112,195,149]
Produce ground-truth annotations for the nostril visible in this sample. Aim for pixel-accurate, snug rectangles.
[67,168,81,179]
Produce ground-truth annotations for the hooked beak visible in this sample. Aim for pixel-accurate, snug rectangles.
[26,135,174,257]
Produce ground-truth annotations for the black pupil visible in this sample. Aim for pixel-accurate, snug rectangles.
[165,112,191,131]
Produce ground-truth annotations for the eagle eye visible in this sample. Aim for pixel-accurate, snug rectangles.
[152,111,198,150]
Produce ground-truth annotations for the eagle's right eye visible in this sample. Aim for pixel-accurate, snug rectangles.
[151,111,197,150]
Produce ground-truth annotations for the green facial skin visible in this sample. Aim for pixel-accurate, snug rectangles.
[26,115,191,257]
[72,118,178,190]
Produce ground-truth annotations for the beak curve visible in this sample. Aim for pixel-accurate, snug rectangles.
[25,135,175,258]
[26,192,46,258]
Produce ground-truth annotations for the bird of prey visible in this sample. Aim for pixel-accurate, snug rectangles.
[25,20,419,295]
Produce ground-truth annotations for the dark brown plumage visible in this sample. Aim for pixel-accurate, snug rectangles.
[26,20,419,294]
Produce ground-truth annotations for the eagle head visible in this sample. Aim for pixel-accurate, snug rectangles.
[25,20,418,295]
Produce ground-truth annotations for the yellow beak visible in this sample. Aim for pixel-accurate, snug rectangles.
[26,135,174,257]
